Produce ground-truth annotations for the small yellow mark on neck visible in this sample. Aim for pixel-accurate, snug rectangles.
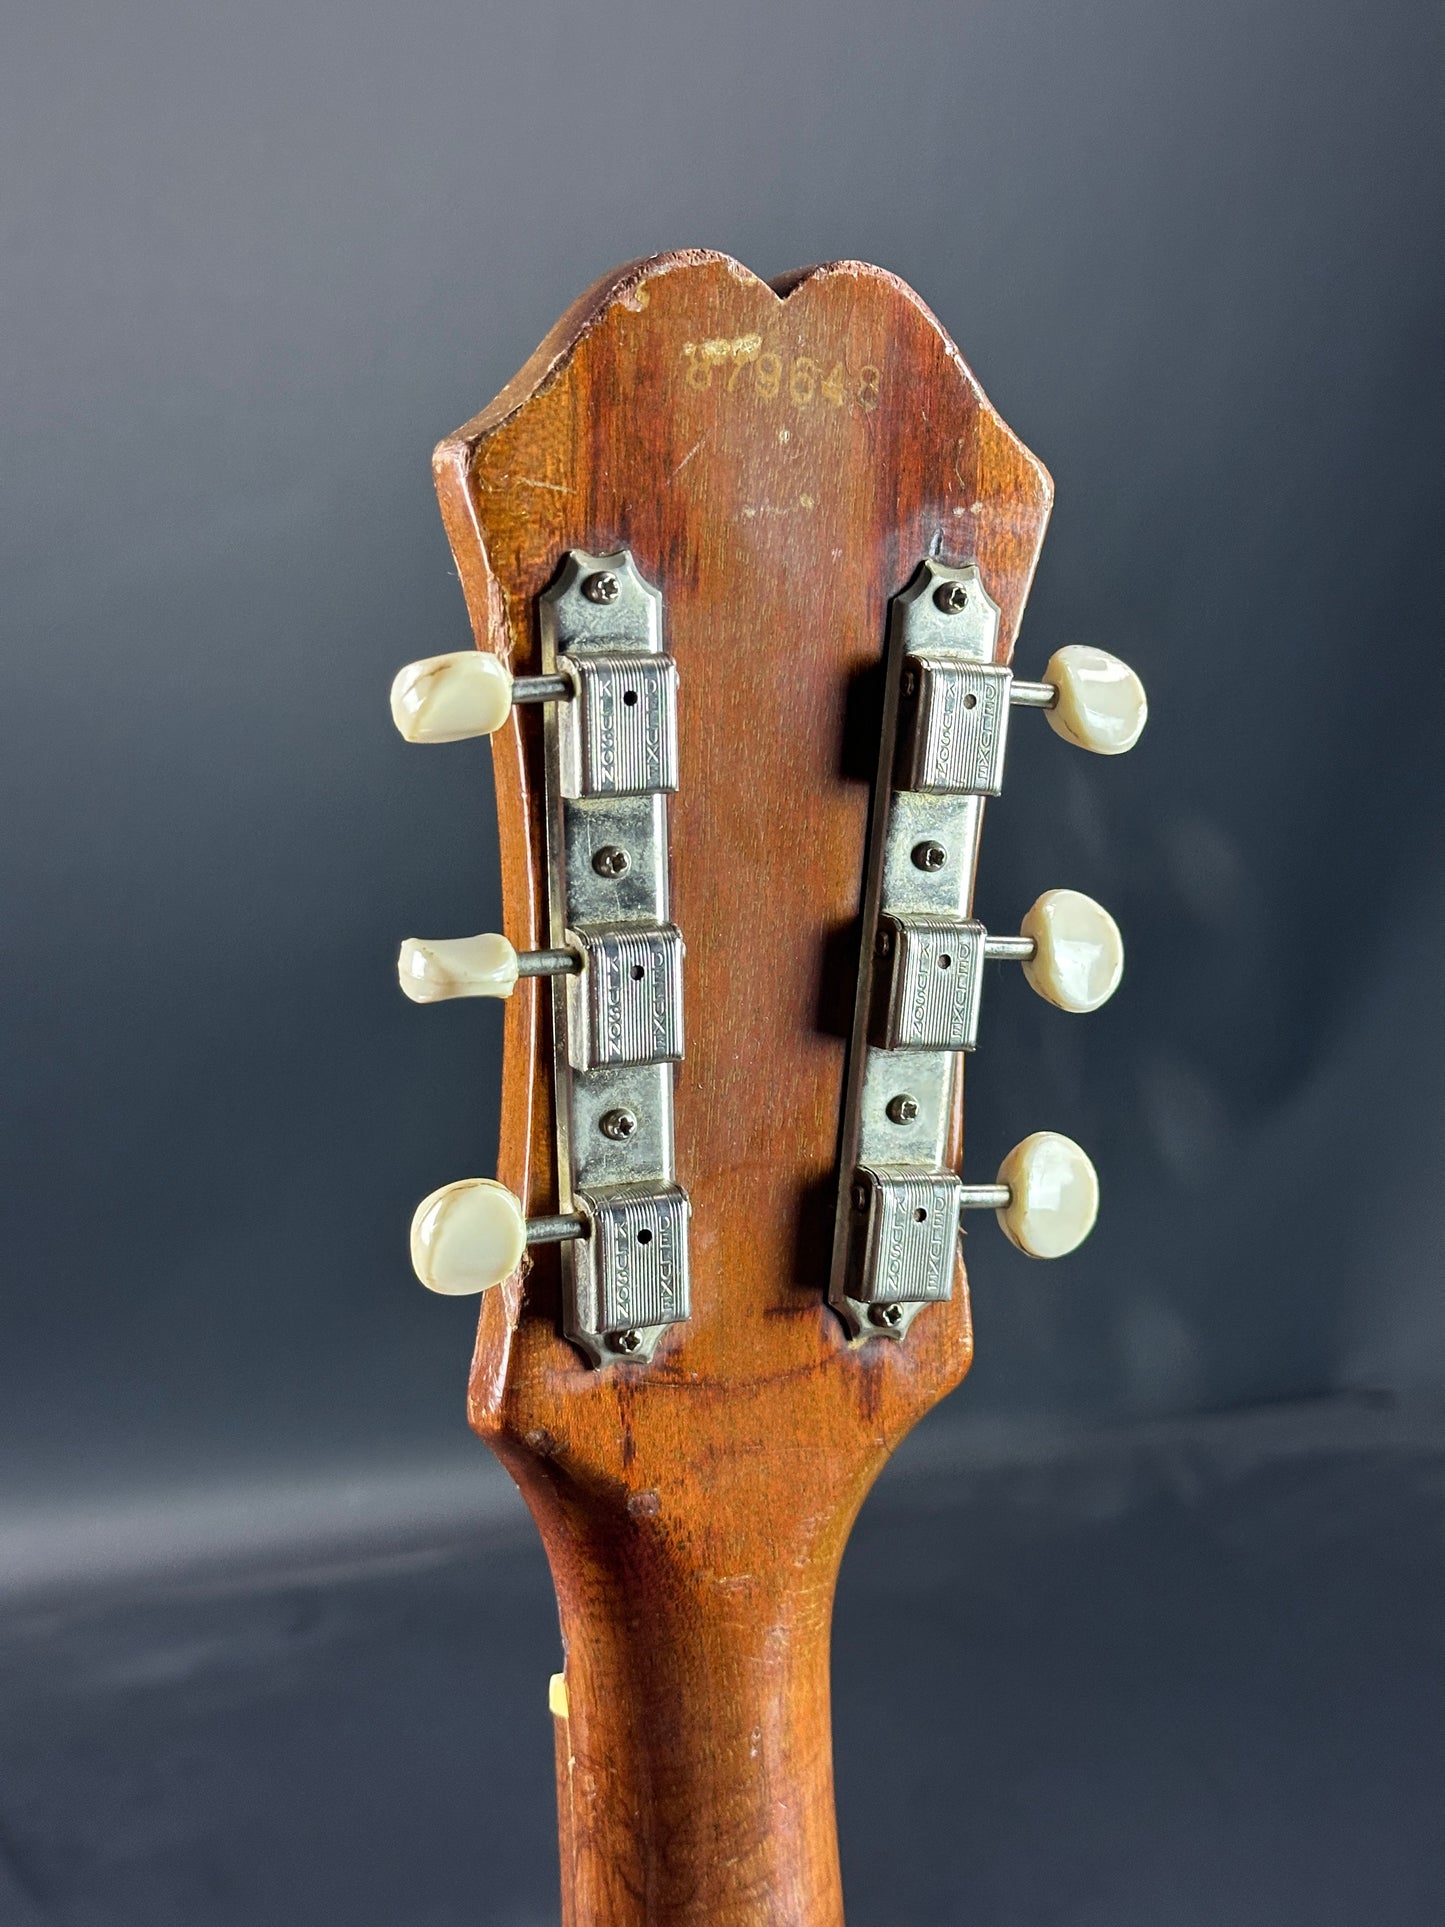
[682,333,763,365]
[548,1671,569,1720]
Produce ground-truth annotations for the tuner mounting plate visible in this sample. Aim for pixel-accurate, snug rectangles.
[829,557,1003,1339]
[540,549,691,1367]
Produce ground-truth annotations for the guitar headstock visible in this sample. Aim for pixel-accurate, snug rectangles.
[391,254,1147,1919]
[391,248,1144,1537]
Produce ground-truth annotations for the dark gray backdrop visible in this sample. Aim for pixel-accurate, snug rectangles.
[4,0,1443,1548]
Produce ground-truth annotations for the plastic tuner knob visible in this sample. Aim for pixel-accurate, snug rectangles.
[409,1179,584,1295]
[390,652,571,744]
[1011,646,1147,755]
[1015,889,1123,1013]
[397,933,578,1004]
[961,1132,1099,1259]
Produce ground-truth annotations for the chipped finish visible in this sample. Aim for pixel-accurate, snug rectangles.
[432,252,1052,1926]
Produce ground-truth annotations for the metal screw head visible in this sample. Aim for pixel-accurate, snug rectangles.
[852,1180,870,1214]
[871,1302,904,1329]
[911,839,947,873]
[934,581,969,614]
[612,1328,642,1354]
[875,928,893,958]
[599,1108,638,1142]
[583,571,620,604]
[592,844,630,878]
[886,1094,920,1125]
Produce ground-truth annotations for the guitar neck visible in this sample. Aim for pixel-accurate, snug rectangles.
[532,1453,852,1926]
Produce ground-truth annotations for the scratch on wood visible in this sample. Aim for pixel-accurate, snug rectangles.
[486,472,571,495]
[740,497,817,520]
[671,436,706,479]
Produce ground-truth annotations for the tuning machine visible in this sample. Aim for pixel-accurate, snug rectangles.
[830,557,1145,1340]
[409,1176,691,1361]
[391,651,570,743]
[874,887,1123,1053]
[390,566,679,799]
[392,548,691,1366]
[845,1131,1099,1331]
[398,933,579,1002]
[897,583,1147,792]
[398,927,684,1072]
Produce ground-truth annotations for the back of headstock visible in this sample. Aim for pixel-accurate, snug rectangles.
[389,253,1145,1926]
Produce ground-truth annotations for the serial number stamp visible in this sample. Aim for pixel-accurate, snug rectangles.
[680,335,881,411]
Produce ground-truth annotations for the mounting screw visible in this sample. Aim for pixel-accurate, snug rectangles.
[583,571,620,604]
[871,1303,905,1329]
[934,581,969,614]
[911,839,947,872]
[852,1180,870,1214]
[600,1109,638,1141]
[612,1328,642,1354]
[875,928,893,959]
[593,845,630,878]
[886,1094,920,1124]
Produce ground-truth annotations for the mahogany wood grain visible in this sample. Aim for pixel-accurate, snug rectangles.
[432,252,1052,1927]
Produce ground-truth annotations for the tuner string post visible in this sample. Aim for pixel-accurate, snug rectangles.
[1008,679,1058,709]
[515,946,583,980]
[957,1184,1011,1212]
[511,672,574,706]
[981,934,1036,962]
[525,1213,587,1248]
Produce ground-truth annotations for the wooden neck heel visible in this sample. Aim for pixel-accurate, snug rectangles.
[538,1477,848,1927]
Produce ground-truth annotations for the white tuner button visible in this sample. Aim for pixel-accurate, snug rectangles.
[1039,646,1148,755]
[1018,889,1124,1013]
[410,1178,527,1294]
[397,934,579,1003]
[994,1132,1099,1259]
[399,933,517,1002]
[390,652,514,743]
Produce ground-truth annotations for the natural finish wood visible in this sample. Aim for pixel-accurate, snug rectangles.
[433,252,1052,1927]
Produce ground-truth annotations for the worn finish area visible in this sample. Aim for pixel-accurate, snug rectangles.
[434,252,1052,1926]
